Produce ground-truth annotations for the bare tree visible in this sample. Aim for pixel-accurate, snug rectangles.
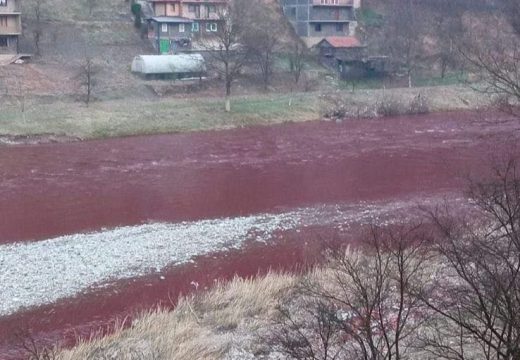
[384,0,423,88]
[420,157,520,360]
[270,225,430,360]
[77,53,98,106]
[498,0,520,35]
[200,0,249,112]
[15,67,26,121]
[86,0,98,17]
[459,23,520,105]
[31,0,45,57]
[15,329,57,360]
[426,0,465,78]
[288,41,307,87]
[241,2,283,91]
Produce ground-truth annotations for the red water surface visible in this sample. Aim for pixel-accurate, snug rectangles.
[0,111,519,358]
[0,111,515,244]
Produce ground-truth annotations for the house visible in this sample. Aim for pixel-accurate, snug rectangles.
[148,16,193,54]
[146,0,227,54]
[147,0,193,54]
[0,0,21,55]
[316,37,387,80]
[280,0,360,43]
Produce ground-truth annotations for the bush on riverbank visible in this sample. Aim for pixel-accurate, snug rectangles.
[322,90,433,120]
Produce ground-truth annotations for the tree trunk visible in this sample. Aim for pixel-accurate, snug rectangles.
[225,96,231,112]
[440,58,447,79]
[408,72,412,88]
[225,79,231,112]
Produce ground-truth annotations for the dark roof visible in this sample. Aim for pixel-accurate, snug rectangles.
[149,16,193,23]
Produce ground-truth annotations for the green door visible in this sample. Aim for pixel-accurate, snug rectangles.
[159,39,170,54]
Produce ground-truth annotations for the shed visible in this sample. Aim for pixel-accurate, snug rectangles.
[131,54,206,80]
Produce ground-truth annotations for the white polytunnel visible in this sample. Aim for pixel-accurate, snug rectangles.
[131,54,206,75]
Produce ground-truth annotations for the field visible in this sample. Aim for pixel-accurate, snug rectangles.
[0,85,491,142]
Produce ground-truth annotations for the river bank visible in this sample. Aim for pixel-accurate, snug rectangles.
[0,85,490,144]
[1,110,518,359]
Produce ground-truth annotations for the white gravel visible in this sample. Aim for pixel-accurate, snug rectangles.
[0,196,454,317]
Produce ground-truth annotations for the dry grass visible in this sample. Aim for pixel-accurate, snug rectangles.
[0,85,491,142]
[57,272,298,360]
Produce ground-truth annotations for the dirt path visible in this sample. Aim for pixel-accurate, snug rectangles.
[0,110,518,358]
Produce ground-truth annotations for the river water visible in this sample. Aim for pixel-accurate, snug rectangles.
[0,111,518,358]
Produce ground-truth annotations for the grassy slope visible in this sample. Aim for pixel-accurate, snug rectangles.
[58,273,298,360]
[0,85,490,141]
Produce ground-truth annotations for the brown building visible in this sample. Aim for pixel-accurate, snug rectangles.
[180,0,226,39]
[281,0,360,43]
[0,0,21,54]
[146,0,227,54]
[316,37,387,80]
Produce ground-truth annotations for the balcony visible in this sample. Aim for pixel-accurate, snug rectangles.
[312,0,353,6]
[0,14,21,35]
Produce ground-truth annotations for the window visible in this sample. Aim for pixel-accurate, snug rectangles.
[188,5,196,12]
[0,37,7,47]
[315,24,322,32]
[179,23,185,32]
[208,5,216,13]
[161,23,168,33]
[170,3,176,12]
[192,22,199,32]
[0,0,6,6]
[336,23,343,32]
[206,22,217,32]
[0,17,7,27]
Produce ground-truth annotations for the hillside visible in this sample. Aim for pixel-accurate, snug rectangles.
[0,0,154,101]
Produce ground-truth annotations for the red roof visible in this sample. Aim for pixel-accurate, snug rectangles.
[320,36,363,48]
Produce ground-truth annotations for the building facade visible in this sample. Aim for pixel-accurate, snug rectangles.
[181,0,225,39]
[147,0,227,54]
[0,0,21,55]
[280,0,359,40]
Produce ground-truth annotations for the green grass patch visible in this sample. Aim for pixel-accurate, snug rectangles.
[337,77,387,90]
[358,8,384,28]
[414,73,467,87]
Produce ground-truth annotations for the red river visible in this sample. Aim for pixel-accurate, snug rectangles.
[0,111,518,358]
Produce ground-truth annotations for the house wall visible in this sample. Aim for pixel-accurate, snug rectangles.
[0,0,20,14]
[309,22,349,36]
[0,35,17,54]
[156,22,192,38]
[281,0,358,38]
[0,0,20,54]
[190,20,220,37]
[149,20,193,54]
[309,6,353,21]
[0,14,21,34]
[153,2,181,16]
[181,3,223,20]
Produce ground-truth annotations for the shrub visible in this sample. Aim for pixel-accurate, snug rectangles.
[320,92,348,120]
[409,93,430,114]
[131,3,141,16]
[376,96,406,117]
